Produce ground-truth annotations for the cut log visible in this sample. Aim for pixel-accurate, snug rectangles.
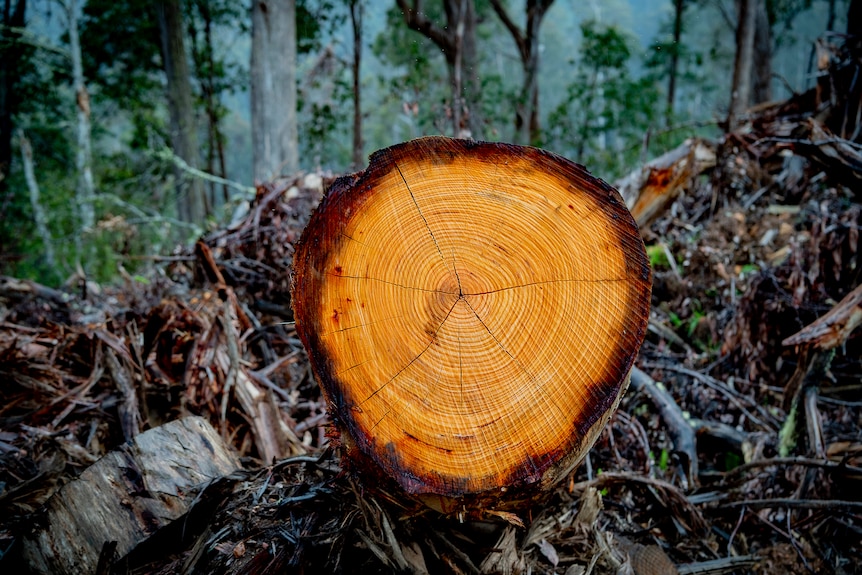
[615,138,716,230]
[291,137,651,510]
[20,417,240,575]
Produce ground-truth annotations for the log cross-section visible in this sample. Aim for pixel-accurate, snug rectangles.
[292,137,651,506]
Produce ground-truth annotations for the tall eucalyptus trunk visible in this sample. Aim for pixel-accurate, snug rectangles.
[251,0,299,180]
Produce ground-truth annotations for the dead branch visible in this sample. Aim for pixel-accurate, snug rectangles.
[782,282,862,350]
[629,367,699,487]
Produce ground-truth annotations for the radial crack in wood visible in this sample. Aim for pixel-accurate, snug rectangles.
[291,137,651,507]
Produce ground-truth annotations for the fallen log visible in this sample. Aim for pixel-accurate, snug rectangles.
[615,138,716,229]
[782,282,862,351]
[291,137,651,512]
[20,417,240,575]
[0,275,73,307]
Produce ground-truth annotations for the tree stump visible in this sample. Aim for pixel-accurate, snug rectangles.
[292,137,651,511]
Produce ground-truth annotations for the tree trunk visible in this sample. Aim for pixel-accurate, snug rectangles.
[251,0,299,180]
[489,0,554,145]
[751,0,771,104]
[575,64,602,159]
[396,0,484,139]
[0,0,26,209]
[837,0,862,141]
[728,0,757,130]
[156,0,206,223]
[190,0,229,207]
[349,0,363,169]
[450,0,464,136]
[18,130,56,272]
[66,0,95,260]
[667,0,684,125]
[457,0,483,138]
[291,137,650,513]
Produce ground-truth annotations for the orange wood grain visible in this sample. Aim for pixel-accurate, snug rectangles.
[292,137,651,501]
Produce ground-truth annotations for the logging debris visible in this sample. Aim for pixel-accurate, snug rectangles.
[1,34,862,573]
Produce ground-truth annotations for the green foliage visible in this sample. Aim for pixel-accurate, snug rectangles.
[583,23,632,69]
[0,38,73,283]
[297,0,343,54]
[79,0,170,204]
[80,0,163,114]
[3,1,832,285]
[187,0,247,103]
[658,448,670,471]
[646,243,672,269]
[723,451,742,471]
[300,59,353,168]
[686,307,704,338]
[546,21,661,179]
[292,1,359,168]
[644,12,716,138]
[373,6,438,92]
[370,1,514,140]
[769,0,814,32]
[294,1,374,168]
[479,71,515,141]
[186,0,247,209]
[3,0,219,284]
